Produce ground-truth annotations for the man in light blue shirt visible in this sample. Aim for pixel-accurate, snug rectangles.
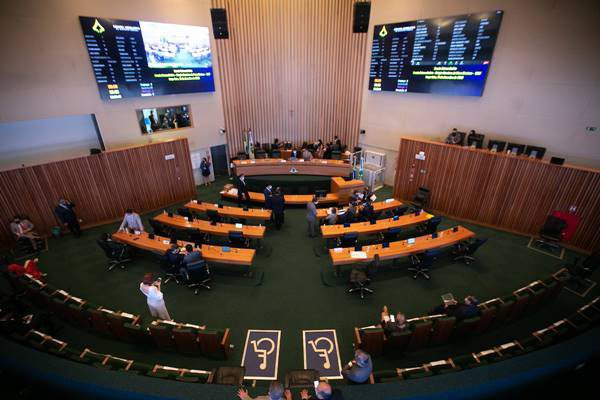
[119,209,144,232]
[342,349,372,384]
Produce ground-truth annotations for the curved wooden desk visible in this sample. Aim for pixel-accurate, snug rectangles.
[112,231,255,266]
[316,199,403,219]
[153,213,266,239]
[184,200,272,221]
[233,159,351,176]
[321,211,434,238]
[328,226,475,266]
[220,188,339,205]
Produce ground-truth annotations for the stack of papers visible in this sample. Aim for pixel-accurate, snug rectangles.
[385,198,394,203]
[333,248,343,253]
[235,223,243,229]
[350,251,368,259]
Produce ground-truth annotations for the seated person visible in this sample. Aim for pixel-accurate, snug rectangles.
[10,215,41,251]
[361,201,374,221]
[430,295,480,321]
[302,147,313,161]
[290,148,300,160]
[325,208,338,225]
[299,381,344,400]
[379,305,407,336]
[342,349,372,384]
[183,244,202,266]
[119,209,144,232]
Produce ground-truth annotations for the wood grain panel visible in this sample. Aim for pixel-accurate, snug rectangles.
[211,0,368,156]
[393,138,600,252]
[0,139,196,246]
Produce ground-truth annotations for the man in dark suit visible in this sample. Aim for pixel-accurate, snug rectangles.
[263,185,273,210]
[271,187,286,230]
[235,174,250,205]
[54,199,81,237]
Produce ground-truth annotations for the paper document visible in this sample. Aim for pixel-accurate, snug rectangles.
[350,251,368,259]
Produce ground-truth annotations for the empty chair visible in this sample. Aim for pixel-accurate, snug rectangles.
[428,316,456,346]
[285,369,320,389]
[187,260,212,294]
[417,216,442,235]
[383,330,412,355]
[412,187,430,209]
[148,323,175,350]
[406,320,433,351]
[228,231,249,248]
[490,299,515,329]
[123,322,151,346]
[381,227,401,242]
[506,291,531,322]
[355,327,384,355]
[89,309,111,336]
[338,232,359,248]
[209,366,245,385]
[525,285,547,314]
[452,316,480,340]
[453,238,488,264]
[564,252,599,295]
[474,306,496,334]
[254,149,267,159]
[96,239,133,271]
[399,366,433,380]
[160,255,185,285]
[177,208,193,219]
[149,219,169,237]
[331,151,341,160]
[106,313,133,342]
[271,150,281,158]
[206,209,222,224]
[348,266,373,299]
[534,215,566,250]
[172,327,200,355]
[199,329,231,359]
[68,304,92,330]
[408,249,440,280]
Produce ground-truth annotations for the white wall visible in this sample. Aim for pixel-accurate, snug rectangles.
[0,114,100,170]
[0,0,226,157]
[360,0,600,184]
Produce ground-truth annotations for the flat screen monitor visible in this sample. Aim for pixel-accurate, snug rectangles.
[506,143,526,155]
[550,157,565,166]
[525,145,546,160]
[488,140,506,152]
[368,10,504,96]
[467,133,485,148]
[79,17,215,100]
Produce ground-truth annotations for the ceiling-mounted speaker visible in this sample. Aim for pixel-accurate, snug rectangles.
[210,8,229,39]
[353,2,371,33]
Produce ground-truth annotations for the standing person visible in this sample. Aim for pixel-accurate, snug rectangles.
[200,156,212,187]
[263,185,273,211]
[54,199,82,238]
[139,273,171,321]
[271,187,286,230]
[235,173,250,205]
[342,349,372,384]
[306,197,319,238]
[119,209,144,232]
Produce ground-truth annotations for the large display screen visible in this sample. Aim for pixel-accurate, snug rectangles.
[79,17,215,100]
[368,10,503,96]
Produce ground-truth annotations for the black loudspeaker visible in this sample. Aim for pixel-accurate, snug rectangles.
[90,148,101,155]
[353,2,371,33]
[211,8,229,39]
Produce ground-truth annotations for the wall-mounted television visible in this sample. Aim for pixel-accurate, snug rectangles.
[368,10,503,96]
[79,17,215,100]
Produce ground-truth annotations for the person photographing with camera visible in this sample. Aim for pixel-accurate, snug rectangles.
[139,273,172,320]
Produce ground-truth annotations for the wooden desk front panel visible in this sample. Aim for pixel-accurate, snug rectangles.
[154,213,266,239]
[221,189,339,205]
[112,231,255,265]
[320,211,434,238]
[329,226,475,265]
[316,199,403,219]
[394,138,600,252]
[185,201,272,221]
[233,159,351,176]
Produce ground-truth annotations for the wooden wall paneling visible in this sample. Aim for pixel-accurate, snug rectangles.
[393,138,600,252]
[0,139,196,246]
[211,0,367,156]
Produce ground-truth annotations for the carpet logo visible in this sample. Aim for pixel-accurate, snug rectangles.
[303,329,342,379]
[241,330,281,380]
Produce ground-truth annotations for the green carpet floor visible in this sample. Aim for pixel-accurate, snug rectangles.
[7,175,598,395]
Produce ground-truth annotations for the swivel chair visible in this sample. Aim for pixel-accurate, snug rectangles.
[534,215,566,251]
[412,187,430,210]
[177,208,193,219]
[381,227,401,242]
[271,150,281,158]
[385,206,409,218]
[228,231,250,248]
[206,209,222,224]
[149,219,169,237]
[160,254,186,284]
[349,256,378,299]
[97,240,133,271]
[186,260,212,294]
[417,216,442,235]
[408,249,440,280]
[338,232,359,248]
[453,238,488,264]
[254,149,267,159]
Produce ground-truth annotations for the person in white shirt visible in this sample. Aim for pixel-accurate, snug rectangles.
[139,273,171,320]
[119,209,144,232]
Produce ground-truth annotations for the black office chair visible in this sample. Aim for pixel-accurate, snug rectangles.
[149,219,169,237]
[417,216,442,235]
[349,257,378,299]
[408,249,440,280]
[160,254,186,284]
[237,152,248,160]
[412,187,430,210]
[285,369,320,389]
[381,227,401,242]
[564,251,599,294]
[271,150,281,158]
[338,232,359,248]
[177,208,193,219]
[228,231,250,248]
[206,209,222,224]
[255,150,267,159]
[262,143,271,153]
[209,366,245,386]
[453,238,488,264]
[186,260,212,294]
[188,230,208,245]
[97,239,133,271]
[534,215,566,250]
[385,206,409,218]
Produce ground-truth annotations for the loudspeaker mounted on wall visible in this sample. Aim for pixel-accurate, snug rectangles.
[360,129,366,135]
[90,148,102,155]
[210,8,229,39]
[353,2,371,33]
[219,128,226,135]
